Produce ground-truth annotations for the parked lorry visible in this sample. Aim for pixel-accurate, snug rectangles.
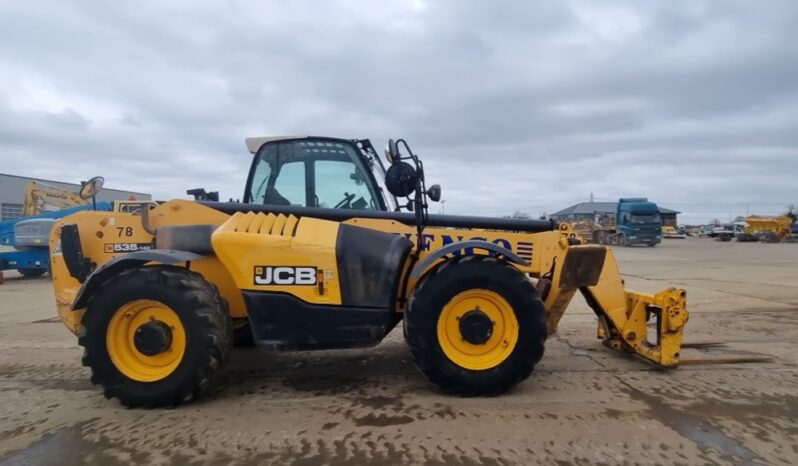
[591,198,663,247]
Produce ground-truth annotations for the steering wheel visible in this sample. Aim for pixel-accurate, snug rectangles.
[334,192,356,209]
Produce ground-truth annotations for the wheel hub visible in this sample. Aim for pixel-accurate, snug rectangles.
[133,320,173,356]
[458,308,494,345]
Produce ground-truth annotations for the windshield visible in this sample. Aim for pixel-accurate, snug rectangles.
[246,138,385,211]
[629,213,661,225]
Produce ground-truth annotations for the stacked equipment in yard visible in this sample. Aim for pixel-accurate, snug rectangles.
[570,219,593,240]
[662,225,686,239]
[738,215,793,243]
[22,180,89,216]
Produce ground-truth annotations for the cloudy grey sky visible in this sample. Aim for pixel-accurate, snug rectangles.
[1,0,796,223]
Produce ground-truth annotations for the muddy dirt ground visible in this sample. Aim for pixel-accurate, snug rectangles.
[1,239,796,465]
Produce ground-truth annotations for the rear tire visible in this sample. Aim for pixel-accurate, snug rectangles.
[80,265,233,408]
[405,255,547,396]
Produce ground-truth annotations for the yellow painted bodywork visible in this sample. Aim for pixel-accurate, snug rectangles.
[107,299,186,382]
[50,200,246,333]
[437,289,519,370]
[582,249,687,367]
[212,212,343,305]
[50,199,688,368]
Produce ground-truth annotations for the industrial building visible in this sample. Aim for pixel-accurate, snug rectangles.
[0,173,151,221]
[550,201,680,227]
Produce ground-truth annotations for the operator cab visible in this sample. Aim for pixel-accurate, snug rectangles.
[244,137,397,212]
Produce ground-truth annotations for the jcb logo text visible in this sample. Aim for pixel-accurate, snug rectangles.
[254,266,317,285]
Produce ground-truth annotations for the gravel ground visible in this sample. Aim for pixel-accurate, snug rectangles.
[0,238,796,465]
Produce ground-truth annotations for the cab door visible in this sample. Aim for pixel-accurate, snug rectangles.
[245,138,386,211]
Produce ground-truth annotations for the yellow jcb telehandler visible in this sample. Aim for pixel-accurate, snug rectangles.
[49,136,688,407]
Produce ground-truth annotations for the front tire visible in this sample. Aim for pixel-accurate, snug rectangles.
[405,256,547,396]
[80,265,232,407]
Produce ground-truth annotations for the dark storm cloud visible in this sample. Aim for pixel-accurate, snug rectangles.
[0,0,796,223]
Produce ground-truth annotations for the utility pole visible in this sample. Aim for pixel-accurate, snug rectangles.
[590,192,594,203]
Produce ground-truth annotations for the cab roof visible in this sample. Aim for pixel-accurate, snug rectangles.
[245,136,360,154]
[245,136,307,154]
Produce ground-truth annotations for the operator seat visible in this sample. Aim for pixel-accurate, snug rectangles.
[264,187,291,206]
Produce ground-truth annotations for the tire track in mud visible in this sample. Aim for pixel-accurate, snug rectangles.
[4,360,794,465]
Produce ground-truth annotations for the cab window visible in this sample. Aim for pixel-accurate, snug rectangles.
[246,139,381,210]
[272,162,305,206]
[315,160,376,209]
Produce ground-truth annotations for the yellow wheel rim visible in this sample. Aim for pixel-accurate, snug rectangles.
[437,289,519,370]
[106,299,186,382]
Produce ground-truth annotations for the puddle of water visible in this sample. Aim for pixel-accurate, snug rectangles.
[620,381,768,465]
[350,413,414,427]
[0,420,148,466]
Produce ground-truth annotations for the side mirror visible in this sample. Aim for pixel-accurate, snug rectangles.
[79,176,105,200]
[385,162,418,197]
[426,184,441,202]
[384,139,401,164]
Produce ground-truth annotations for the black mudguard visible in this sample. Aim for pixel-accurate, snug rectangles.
[409,240,528,279]
[72,249,204,310]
